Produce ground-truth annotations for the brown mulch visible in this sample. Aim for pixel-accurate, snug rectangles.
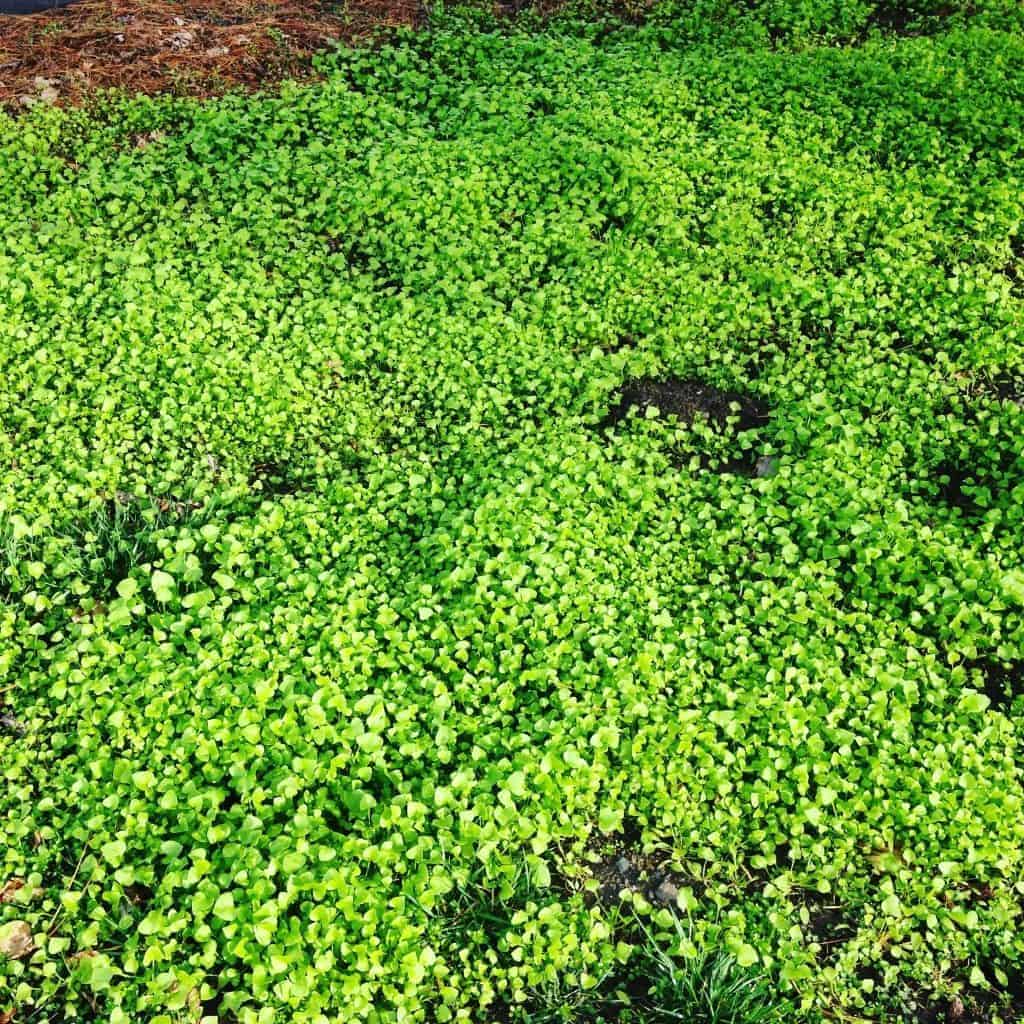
[0,0,425,110]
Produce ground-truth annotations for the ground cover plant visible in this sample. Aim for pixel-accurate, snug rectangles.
[2,0,1024,1020]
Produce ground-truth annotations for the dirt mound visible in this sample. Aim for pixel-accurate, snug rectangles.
[601,376,770,432]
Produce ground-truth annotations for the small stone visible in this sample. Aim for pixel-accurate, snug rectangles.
[0,714,24,734]
[169,30,195,51]
[654,879,680,905]
[755,455,780,478]
[0,878,25,904]
[132,131,165,150]
[0,921,34,960]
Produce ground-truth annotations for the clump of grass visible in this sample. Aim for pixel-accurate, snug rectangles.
[0,516,39,603]
[509,914,791,1024]
[74,493,202,597]
[637,948,788,1024]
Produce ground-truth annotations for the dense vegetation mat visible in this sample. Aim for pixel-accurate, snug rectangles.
[2,1,1024,1021]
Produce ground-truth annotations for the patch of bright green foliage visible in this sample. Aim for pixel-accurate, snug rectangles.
[2,0,1024,1020]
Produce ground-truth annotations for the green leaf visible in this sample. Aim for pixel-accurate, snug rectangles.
[959,691,991,715]
[881,894,902,917]
[1001,570,1024,606]
[506,771,527,797]
[101,839,127,868]
[734,943,759,968]
[213,892,236,922]
[150,569,175,602]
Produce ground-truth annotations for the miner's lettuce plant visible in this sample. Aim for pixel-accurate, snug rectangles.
[1,0,1023,1022]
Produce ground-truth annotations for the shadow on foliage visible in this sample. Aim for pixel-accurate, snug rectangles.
[248,457,307,497]
[860,0,960,39]
[963,657,1024,713]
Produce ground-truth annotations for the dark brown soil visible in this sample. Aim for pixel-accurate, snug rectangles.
[964,657,1024,713]
[601,333,640,355]
[910,964,1024,1024]
[601,376,770,433]
[930,452,1021,520]
[1006,233,1024,283]
[934,462,978,512]
[574,822,705,914]
[249,457,304,495]
[862,953,1024,1024]
[792,889,857,965]
[0,0,424,110]
[958,373,1024,408]
[990,376,1024,407]
[123,881,153,907]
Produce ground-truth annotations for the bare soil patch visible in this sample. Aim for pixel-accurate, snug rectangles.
[0,0,423,109]
[249,457,305,496]
[792,889,857,965]
[966,657,1024,713]
[601,376,770,433]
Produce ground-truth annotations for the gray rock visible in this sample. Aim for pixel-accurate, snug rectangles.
[653,879,680,905]
[169,29,196,51]
[0,920,34,960]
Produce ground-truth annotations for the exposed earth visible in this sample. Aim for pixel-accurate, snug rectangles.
[0,0,424,108]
